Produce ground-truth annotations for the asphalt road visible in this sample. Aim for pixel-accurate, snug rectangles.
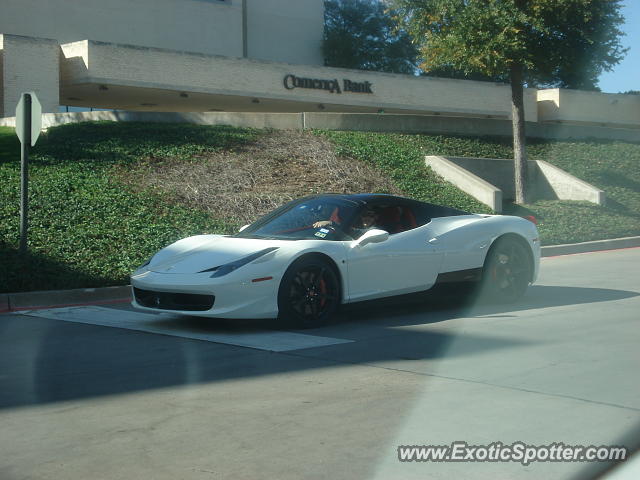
[1,248,639,480]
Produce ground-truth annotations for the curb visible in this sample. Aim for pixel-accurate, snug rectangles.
[1,236,639,314]
[541,236,640,257]
[0,294,9,313]
[0,285,131,314]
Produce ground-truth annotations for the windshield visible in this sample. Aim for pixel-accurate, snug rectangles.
[234,197,361,241]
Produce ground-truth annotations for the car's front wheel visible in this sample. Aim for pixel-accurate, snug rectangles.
[480,237,532,303]
[278,256,340,328]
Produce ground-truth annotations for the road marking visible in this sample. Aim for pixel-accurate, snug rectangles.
[21,306,353,352]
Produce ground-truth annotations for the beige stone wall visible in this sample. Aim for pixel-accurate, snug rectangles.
[0,34,59,116]
[0,0,243,58]
[63,40,537,120]
[0,0,324,66]
[60,41,90,85]
[538,88,640,129]
[247,0,324,65]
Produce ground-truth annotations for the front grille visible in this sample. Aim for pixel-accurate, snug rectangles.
[133,287,214,311]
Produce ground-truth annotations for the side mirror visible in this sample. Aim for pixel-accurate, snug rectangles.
[352,229,389,248]
[239,224,250,232]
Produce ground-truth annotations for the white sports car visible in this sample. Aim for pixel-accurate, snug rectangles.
[131,194,540,327]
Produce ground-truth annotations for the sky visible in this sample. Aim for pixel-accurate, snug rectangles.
[597,1,639,93]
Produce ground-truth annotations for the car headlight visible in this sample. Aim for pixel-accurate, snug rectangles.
[133,255,154,273]
[199,247,279,278]
[139,257,153,268]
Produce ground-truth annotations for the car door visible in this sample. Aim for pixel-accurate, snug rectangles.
[345,223,444,302]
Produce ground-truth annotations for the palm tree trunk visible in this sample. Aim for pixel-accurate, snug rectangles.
[510,62,528,204]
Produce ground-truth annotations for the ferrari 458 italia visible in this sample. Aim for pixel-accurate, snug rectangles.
[131,194,540,327]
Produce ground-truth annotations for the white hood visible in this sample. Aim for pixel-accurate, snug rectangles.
[148,235,284,274]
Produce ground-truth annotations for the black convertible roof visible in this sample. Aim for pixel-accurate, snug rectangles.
[305,193,404,204]
[303,193,470,216]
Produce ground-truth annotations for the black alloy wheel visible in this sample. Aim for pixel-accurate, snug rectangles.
[481,237,532,303]
[278,257,340,328]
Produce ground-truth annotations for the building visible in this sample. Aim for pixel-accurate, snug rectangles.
[1,0,324,115]
[1,0,638,132]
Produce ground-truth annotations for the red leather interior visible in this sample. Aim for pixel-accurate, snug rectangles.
[378,207,402,233]
[376,206,417,233]
[403,208,417,229]
[329,207,341,224]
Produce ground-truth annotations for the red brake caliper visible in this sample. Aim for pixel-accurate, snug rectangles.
[319,277,327,307]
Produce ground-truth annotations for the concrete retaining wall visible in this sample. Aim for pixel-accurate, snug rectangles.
[536,160,605,206]
[1,111,638,143]
[425,155,606,212]
[425,156,503,212]
[304,113,640,142]
[303,113,515,135]
[527,121,639,143]
[441,156,540,201]
[0,110,305,130]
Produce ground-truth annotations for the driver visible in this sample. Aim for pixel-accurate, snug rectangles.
[313,219,334,228]
[348,207,380,238]
[313,206,381,238]
[313,206,342,229]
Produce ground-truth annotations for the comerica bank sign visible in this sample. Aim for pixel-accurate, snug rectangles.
[283,74,373,94]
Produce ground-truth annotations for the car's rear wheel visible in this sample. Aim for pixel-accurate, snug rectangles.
[480,237,532,303]
[278,257,340,328]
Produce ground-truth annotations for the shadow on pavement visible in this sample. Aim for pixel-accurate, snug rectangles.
[0,283,637,410]
[325,283,640,329]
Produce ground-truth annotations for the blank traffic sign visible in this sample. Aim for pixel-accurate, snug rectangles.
[15,92,42,146]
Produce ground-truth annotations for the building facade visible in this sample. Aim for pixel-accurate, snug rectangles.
[0,0,324,64]
[1,0,638,131]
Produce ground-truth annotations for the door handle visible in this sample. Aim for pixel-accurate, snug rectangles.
[428,237,439,244]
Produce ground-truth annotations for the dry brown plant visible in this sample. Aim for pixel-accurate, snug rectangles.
[118,130,400,226]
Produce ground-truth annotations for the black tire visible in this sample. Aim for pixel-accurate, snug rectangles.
[480,237,532,303]
[277,256,340,329]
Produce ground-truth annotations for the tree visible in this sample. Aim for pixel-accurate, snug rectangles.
[323,0,419,74]
[391,0,627,204]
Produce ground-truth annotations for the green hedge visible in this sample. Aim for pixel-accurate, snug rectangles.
[0,122,258,292]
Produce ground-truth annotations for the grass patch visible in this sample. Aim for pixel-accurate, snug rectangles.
[508,140,640,244]
[316,130,492,213]
[0,123,398,293]
[0,122,259,293]
[1,122,638,293]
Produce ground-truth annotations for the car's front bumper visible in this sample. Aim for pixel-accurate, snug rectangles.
[130,270,281,319]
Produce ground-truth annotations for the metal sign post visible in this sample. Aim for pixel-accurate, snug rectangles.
[15,92,42,255]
